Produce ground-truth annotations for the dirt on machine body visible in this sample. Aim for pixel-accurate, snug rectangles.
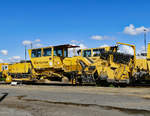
[0,42,150,86]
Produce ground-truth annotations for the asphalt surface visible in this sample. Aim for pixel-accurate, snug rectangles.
[0,85,150,116]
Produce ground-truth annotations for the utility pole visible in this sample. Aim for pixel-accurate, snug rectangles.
[144,29,147,53]
[31,43,33,49]
[24,45,27,72]
[25,45,27,61]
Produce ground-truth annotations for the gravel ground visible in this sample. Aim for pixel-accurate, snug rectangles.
[0,85,150,116]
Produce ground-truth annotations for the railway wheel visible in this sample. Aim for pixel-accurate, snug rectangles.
[72,77,77,85]
[6,75,12,83]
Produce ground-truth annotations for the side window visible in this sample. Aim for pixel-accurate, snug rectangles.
[93,49,99,56]
[93,48,105,56]
[31,50,36,57]
[99,48,105,53]
[2,65,8,71]
[43,48,52,56]
[54,48,63,57]
[64,48,68,57]
[31,49,41,57]
[5,66,8,70]
[77,50,81,56]
[2,66,4,70]
[57,49,63,56]
[37,49,41,57]
[83,50,91,57]
[54,49,57,56]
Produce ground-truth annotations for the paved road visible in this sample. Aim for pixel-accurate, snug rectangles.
[0,85,150,116]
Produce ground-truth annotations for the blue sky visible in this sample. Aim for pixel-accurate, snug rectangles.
[0,0,150,61]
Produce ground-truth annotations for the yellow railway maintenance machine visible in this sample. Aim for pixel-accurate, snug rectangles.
[76,42,136,86]
[0,61,32,83]
[132,42,150,84]
[0,63,12,83]
[28,44,81,83]
[72,45,119,84]
[8,61,32,82]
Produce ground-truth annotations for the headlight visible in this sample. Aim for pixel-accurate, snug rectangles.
[49,62,53,66]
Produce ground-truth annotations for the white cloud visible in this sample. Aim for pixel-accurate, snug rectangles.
[1,50,8,55]
[91,35,116,40]
[71,40,80,44]
[35,39,40,42]
[9,56,21,62]
[22,39,42,48]
[79,43,87,49]
[118,45,134,55]
[123,24,150,35]
[91,35,103,40]
[22,40,32,45]
[12,56,21,59]
[35,43,43,47]
[100,44,109,47]
[0,59,4,63]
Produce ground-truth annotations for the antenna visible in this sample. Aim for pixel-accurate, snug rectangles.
[25,45,27,61]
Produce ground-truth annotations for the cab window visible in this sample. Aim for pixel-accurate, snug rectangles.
[64,48,68,57]
[43,48,52,56]
[54,48,63,57]
[83,50,91,57]
[31,49,41,57]
[93,48,105,56]
[77,50,81,56]
[2,65,8,71]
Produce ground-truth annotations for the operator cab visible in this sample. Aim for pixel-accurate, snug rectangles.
[28,44,79,69]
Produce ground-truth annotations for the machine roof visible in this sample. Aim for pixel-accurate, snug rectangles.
[53,44,79,48]
[29,44,79,50]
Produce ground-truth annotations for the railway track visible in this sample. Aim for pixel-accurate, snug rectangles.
[1,80,150,87]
